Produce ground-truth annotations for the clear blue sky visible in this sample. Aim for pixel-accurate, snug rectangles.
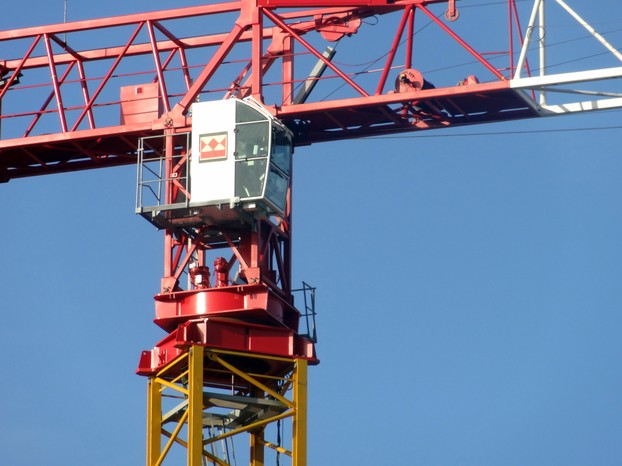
[1,1,622,465]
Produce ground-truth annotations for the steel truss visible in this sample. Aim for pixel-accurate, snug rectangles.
[511,0,622,113]
[145,346,308,466]
[2,0,620,181]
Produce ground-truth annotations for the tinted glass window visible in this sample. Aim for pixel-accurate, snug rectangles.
[265,165,288,212]
[235,159,267,198]
[235,122,270,159]
[271,127,292,175]
[236,101,267,123]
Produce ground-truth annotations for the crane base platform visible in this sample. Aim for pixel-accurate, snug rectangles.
[136,317,318,378]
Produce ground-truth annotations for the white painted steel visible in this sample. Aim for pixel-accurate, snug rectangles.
[511,67,622,89]
[555,0,622,63]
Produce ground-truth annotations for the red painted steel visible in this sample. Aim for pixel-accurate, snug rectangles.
[153,284,301,333]
[0,0,531,181]
[0,0,533,357]
[259,0,391,6]
[137,203,306,375]
[0,0,533,387]
[136,318,317,377]
[0,2,540,457]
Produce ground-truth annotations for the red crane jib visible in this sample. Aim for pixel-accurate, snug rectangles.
[0,0,534,182]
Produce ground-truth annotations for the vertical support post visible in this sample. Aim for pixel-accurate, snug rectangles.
[164,131,175,205]
[292,358,308,466]
[514,0,543,79]
[283,184,293,296]
[538,0,547,105]
[250,426,265,466]
[282,35,294,106]
[250,384,266,466]
[187,345,205,466]
[406,7,415,70]
[251,9,264,101]
[146,378,162,466]
[508,0,514,77]
[162,130,178,293]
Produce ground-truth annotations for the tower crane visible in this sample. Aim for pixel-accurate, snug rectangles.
[1,1,621,465]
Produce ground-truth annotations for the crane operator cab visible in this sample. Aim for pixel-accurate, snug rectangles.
[136,98,293,229]
[190,98,292,219]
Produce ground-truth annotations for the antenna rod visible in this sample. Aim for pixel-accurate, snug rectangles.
[63,0,68,42]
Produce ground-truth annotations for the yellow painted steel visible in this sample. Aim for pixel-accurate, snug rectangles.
[154,376,189,396]
[161,430,231,466]
[187,346,204,466]
[261,439,293,457]
[157,409,189,466]
[146,378,162,466]
[144,346,309,466]
[293,358,308,466]
[203,347,296,363]
[202,410,294,446]
[251,427,265,466]
[206,352,293,407]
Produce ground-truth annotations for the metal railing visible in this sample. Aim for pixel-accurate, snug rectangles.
[293,281,317,343]
[136,132,191,216]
